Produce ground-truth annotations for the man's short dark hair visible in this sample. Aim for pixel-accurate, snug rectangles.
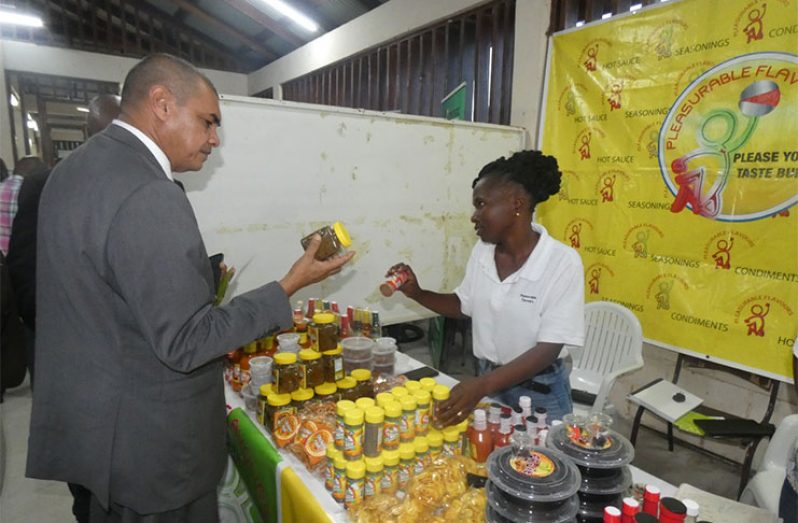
[120,53,218,111]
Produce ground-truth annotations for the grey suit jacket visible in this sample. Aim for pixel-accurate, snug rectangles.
[26,124,292,513]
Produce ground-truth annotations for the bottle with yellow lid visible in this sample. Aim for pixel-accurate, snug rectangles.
[332,454,348,504]
[419,377,437,392]
[298,349,323,389]
[363,406,384,458]
[335,400,356,450]
[382,401,402,451]
[301,221,352,261]
[457,419,470,457]
[399,396,417,443]
[397,443,415,490]
[273,352,300,395]
[257,383,274,426]
[391,386,409,399]
[336,376,358,402]
[324,442,340,492]
[344,459,366,510]
[427,430,444,458]
[314,382,337,401]
[265,393,295,433]
[380,449,400,494]
[343,408,365,461]
[375,392,394,408]
[442,426,461,457]
[404,380,422,393]
[431,384,450,429]
[412,389,431,436]
[355,397,375,411]
[350,368,374,398]
[290,387,314,409]
[309,312,339,352]
[364,456,383,499]
[413,437,429,474]
[322,345,344,383]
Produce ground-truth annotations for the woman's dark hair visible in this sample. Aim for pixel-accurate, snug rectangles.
[0,158,8,182]
[472,150,561,209]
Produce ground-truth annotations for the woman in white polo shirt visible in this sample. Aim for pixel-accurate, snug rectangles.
[388,150,585,425]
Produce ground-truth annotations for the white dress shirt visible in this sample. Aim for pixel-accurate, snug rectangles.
[112,119,173,181]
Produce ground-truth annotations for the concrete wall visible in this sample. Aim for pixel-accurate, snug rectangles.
[0,40,12,163]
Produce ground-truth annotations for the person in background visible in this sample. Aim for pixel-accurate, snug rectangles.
[26,53,354,522]
[7,94,120,523]
[781,344,798,521]
[387,150,584,424]
[0,156,42,255]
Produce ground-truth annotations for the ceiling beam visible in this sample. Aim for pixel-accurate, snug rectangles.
[221,0,307,48]
[355,0,384,10]
[168,0,278,61]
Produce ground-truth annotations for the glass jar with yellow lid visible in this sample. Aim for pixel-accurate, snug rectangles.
[273,352,300,395]
[309,312,339,352]
[350,368,374,398]
[300,221,352,261]
[298,349,324,389]
[336,376,358,402]
[291,387,315,409]
[265,393,294,433]
[322,345,344,383]
[314,382,337,402]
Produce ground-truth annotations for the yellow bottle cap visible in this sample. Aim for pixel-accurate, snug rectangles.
[365,406,385,424]
[419,377,437,391]
[312,312,336,324]
[350,368,372,382]
[336,377,356,390]
[334,454,348,468]
[431,384,450,401]
[333,221,352,247]
[322,346,342,356]
[404,380,421,392]
[443,427,460,442]
[344,408,365,425]
[244,341,258,353]
[299,349,321,361]
[375,392,394,408]
[291,388,314,402]
[259,384,273,397]
[314,382,337,396]
[384,401,402,418]
[400,396,417,411]
[414,436,429,453]
[426,431,443,447]
[336,399,356,416]
[411,389,431,405]
[382,449,400,466]
[355,397,376,411]
[327,441,340,458]
[267,393,291,407]
[391,386,409,398]
[399,443,416,460]
[346,459,366,479]
[365,456,384,472]
[274,352,297,365]
[456,419,469,433]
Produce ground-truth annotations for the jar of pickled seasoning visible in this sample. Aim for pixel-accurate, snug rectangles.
[336,377,359,402]
[273,352,300,395]
[300,221,352,261]
[314,382,337,402]
[309,312,339,352]
[291,387,315,409]
[298,349,324,389]
[265,393,295,433]
[322,346,345,383]
[350,368,374,399]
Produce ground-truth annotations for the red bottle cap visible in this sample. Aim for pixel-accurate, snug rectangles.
[603,506,621,523]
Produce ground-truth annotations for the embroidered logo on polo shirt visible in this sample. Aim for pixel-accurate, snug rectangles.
[520,293,537,304]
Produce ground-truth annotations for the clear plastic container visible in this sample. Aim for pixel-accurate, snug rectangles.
[545,423,635,469]
[342,336,375,373]
[277,332,301,353]
[487,446,581,503]
[241,384,258,413]
[486,480,579,523]
[576,465,632,495]
[373,337,397,376]
[249,356,273,388]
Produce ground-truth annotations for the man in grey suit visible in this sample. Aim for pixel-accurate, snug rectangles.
[26,53,354,522]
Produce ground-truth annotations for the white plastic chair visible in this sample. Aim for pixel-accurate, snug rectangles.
[567,301,644,414]
[740,414,798,511]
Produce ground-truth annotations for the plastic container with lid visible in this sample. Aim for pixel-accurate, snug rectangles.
[373,337,397,376]
[412,389,431,436]
[427,430,443,458]
[248,356,272,389]
[342,336,375,373]
[290,387,314,409]
[273,352,300,394]
[344,459,366,510]
[301,221,352,261]
[335,400,356,450]
[343,408,365,461]
[322,346,344,383]
[545,423,635,469]
[298,349,324,389]
[241,383,258,414]
[350,368,374,398]
[276,332,300,353]
[336,377,358,402]
[486,481,580,523]
[309,312,339,352]
[314,382,337,401]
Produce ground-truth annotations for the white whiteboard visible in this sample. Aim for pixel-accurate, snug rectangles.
[177,96,526,325]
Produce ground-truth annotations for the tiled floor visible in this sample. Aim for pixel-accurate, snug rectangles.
[1,322,743,522]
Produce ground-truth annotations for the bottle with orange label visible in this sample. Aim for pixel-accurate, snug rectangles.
[380,449,400,495]
[343,408,365,461]
[345,460,365,510]
[468,409,493,463]
[332,454,347,504]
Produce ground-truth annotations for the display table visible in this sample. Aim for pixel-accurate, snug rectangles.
[225,351,676,523]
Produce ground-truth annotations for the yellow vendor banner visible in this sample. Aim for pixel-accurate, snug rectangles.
[537,0,798,380]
